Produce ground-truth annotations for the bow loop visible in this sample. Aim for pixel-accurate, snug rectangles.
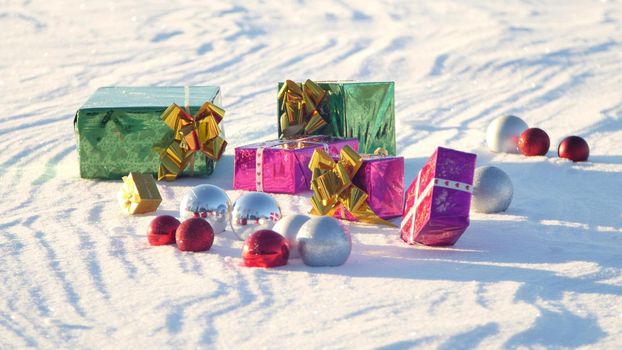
[308,145,395,226]
[342,186,368,213]
[196,114,222,143]
[309,148,336,173]
[303,79,326,106]
[158,101,227,181]
[338,146,362,178]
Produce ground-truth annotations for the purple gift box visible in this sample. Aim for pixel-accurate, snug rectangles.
[335,155,404,221]
[401,147,476,246]
[233,136,359,194]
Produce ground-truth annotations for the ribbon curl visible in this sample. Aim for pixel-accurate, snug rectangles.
[278,79,329,138]
[158,102,227,181]
[309,145,395,226]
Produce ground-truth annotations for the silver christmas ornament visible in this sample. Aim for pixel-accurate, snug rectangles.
[272,214,311,259]
[230,192,282,241]
[486,115,528,153]
[297,216,351,267]
[179,184,231,234]
[471,166,513,213]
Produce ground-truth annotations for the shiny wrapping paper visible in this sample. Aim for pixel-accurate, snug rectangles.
[309,146,402,225]
[351,155,404,219]
[401,147,476,246]
[74,86,222,179]
[277,81,396,155]
[233,136,359,194]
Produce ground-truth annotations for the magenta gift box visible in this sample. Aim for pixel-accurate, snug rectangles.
[335,155,404,220]
[401,147,476,246]
[233,136,359,194]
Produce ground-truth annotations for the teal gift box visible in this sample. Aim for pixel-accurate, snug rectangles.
[74,86,223,180]
[277,80,396,155]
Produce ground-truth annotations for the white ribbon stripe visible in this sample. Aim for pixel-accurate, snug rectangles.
[256,146,265,192]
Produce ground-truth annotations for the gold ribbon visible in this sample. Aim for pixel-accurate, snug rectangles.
[373,147,389,156]
[158,101,227,181]
[278,79,329,138]
[309,145,395,226]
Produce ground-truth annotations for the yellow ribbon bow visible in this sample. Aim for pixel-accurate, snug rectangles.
[118,181,138,213]
[278,79,329,138]
[158,102,227,181]
[309,145,395,226]
[117,172,162,214]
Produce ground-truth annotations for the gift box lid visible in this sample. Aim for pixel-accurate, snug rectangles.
[79,86,221,110]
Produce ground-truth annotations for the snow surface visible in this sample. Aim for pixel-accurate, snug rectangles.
[2,0,622,348]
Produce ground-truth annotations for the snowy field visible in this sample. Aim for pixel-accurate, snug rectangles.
[2,0,622,348]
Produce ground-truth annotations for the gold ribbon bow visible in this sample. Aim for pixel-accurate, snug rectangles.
[117,172,162,214]
[158,102,227,181]
[309,145,395,226]
[278,79,329,138]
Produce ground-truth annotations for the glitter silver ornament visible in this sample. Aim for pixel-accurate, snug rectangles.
[297,216,351,267]
[486,115,528,153]
[272,214,310,259]
[230,192,282,241]
[471,166,513,213]
[179,184,231,234]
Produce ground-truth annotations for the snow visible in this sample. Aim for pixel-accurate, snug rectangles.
[2,0,622,348]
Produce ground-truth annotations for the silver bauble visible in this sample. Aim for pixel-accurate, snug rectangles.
[486,115,528,153]
[272,214,311,259]
[297,216,351,267]
[471,166,513,213]
[179,184,231,234]
[230,192,282,241]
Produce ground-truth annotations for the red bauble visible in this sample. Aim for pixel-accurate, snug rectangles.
[147,215,181,246]
[558,136,589,162]
[242,230,289,268]
[176,218,214,252]
[518,128,550,156]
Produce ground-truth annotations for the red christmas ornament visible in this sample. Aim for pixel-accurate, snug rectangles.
[242,230,289,268]
[147,215,180,246]
[558,136,589,162]
[176,218,214,252]
[518,128,550,156]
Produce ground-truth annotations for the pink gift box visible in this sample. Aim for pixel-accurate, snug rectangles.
[401,147,476,246]
[233,136,359,194]
[335,155,404,221]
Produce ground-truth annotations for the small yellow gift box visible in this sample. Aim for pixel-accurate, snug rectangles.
[117,172,162,214]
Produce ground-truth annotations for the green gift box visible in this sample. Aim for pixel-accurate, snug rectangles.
[74,86,223,180]
[277,81,396,155]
